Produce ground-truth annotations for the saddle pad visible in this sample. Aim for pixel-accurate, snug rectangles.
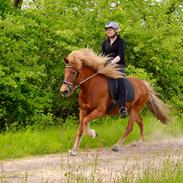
[109,78,135,103]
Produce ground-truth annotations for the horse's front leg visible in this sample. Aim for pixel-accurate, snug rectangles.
[85,125,97,139]
[69,109,87,156]
[69,107,105,156]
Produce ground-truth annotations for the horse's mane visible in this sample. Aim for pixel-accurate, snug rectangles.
[67,48,123,79]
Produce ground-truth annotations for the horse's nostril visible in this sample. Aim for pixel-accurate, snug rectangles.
[63,90,68,95]
[61,89,69,96]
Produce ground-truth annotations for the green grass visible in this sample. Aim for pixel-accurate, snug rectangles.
[64,157,183,183]
[0,112,182,160]
[0,127,62,159]
[137,162,183,183]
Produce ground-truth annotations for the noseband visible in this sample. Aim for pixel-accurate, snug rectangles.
[63,65,77,92]
[63,80,74,86]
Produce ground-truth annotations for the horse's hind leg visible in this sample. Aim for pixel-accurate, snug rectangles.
[136,114,144,142]
[112,109,136,151]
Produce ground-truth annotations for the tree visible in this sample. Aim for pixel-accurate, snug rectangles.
[0,0,182,130]
[14,0,23,8]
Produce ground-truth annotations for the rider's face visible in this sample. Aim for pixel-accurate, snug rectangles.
[105,28,116,38]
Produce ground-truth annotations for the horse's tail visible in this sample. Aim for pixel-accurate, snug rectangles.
[143,81,170,124]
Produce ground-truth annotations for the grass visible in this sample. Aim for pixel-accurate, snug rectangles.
[137,162,183,183]
[0,112,182,160]
[0,127,62,159]
[64,156,183,183]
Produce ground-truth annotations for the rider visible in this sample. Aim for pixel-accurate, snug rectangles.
[101,21,127,117]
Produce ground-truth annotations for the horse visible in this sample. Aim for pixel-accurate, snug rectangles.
[60,48,170,156]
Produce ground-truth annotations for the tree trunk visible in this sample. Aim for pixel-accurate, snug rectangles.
[14,0,23,9]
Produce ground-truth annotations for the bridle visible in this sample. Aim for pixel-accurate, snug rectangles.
[63,65,99,92]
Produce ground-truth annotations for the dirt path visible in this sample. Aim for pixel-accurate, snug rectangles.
[0,138,183,183]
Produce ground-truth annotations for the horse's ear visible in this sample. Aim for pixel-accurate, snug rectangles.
[64,57,69,64]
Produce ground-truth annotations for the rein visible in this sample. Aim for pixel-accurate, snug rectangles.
[79,72,98,85]
[63,65,99,91]
[72,72,99,91]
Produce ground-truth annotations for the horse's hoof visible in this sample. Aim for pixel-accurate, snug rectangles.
[68,149,77,156]
[138,140,144,145]
[112,144,120,152]
[91,129,97,139]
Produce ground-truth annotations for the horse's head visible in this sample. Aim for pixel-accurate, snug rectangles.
[60,57,79,97]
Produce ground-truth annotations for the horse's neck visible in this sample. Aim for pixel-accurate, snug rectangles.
[77,66,97,89]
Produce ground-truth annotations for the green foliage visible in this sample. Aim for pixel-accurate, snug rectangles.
[0,0,12,16]
[0,0,182,130]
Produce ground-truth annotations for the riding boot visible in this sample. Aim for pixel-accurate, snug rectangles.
[117,78,128,117]
[119,106,128,117]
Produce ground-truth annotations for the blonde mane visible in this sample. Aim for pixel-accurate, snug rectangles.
[67,48,123,79]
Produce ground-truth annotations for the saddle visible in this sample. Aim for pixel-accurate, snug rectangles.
[108,78,135,112]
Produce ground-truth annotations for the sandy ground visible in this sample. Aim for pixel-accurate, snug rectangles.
[0,138,183,183]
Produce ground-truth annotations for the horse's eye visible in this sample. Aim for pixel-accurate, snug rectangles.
[71,71,76,75]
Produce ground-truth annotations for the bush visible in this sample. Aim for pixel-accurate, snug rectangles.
[0,0,182,130]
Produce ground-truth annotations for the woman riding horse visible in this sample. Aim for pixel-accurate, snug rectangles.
[60,48,170,156]
[101,21,127,117]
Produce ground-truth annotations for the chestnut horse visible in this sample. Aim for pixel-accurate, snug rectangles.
[60,48,170,156]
